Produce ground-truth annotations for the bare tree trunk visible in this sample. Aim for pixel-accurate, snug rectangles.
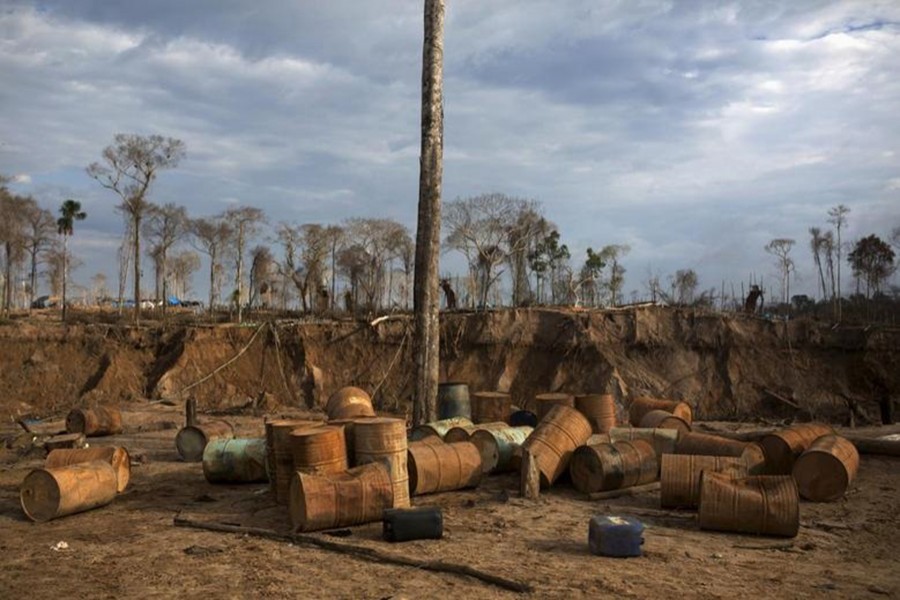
[208,249,216,314]
[133,214,142,323]
[413,0,445,425]
[61,235,68,322]
[236,227,244,323]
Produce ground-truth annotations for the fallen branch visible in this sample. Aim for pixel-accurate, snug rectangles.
[733,542,794,551]
[763,388,801,410]
[173,516,533,594]
[599,506,696,521]
[587,482,660,501]
[845,436,900,457]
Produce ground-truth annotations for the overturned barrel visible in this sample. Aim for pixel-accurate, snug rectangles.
[760,423,835,474]
[470,426,533,474]
[608,427,679,458]
[409,417,474,442]
[575,394,617,434]
[792,434,859,502]
[408,441,483,496]
[325,386,376,421]
[628,397,693,426]
[290,462,393,532]
[535,393,575,423]
[471,391,512,424]
[290,425,348,476]
[638,409,692,434]
[674,432,748,456]
[660,454,747,508]
[202,438,268,483]
[21,461,118,522]
[383,507,443,542]
[265,419,322,504]
[45,446,131,493]
[65,406,123,437]
[176,420,235,462]
[522,404,593,488]
[444,421,508,443]
[698,472,799,537]
[569,440,658,494]
[354,418,409,508]
[438,382,471,420]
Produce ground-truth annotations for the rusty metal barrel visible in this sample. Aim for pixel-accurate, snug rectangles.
[65,406,123,437]
[638,409,692,434]
[354,418,410,508]
[290,425,348,477]
[407,441,483,495]
[409,417,473,442]
[699,472,799,537]
[265,419,322,504]
[470,425,533,474]
[20,461,118,522]
[628,397,693,426]
[660,454,747,508]
[760,423,835,474]
[471,391,512,424]
[289,462,393,532]
[535,393,575,423]
[608,427,679,458]
[569,440,658,493]
[742,442,768,475]
[575,394,617,434]
[328,416,377,466]
[202,438,268,483]
[792,435,859,502]
[522,404,593,488]
[444,421,508,443]
[408,436,446,451]
[438,382,471,420]
[325,386,376,420]
[674,432,748,456]
[45,446,131,493]
[176,420,235,462]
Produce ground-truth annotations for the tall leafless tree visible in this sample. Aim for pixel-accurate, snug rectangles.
[765,238,796,305]
[808,227,828,301]
[224,206,265,322]
[190,215,233,312]
[827,204,850,320]
[20,199,55,309]
[144,202,188,312]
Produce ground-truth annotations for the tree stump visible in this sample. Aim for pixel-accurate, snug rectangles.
[520,448,540,500]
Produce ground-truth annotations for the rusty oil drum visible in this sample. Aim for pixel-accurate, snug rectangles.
[469,425,533,474]
[65,406,123,437]
[176,420,235,462]
[569,439,658,493]
[328,416,378,466]
[760,423,835,474]
[20,461,118,522]
[792,434,859,502]
[289,462,393,532]
[535,392,575,423]
[409,417,474,442]
[698,472,799,537]
[522,404,593,488]
[444,421,508,443]
[265,418,323,504]
[354,417,410,508]
[608,427,679,457]
[290,425,348,476]
[660,454,747,508]
[202,438,268,483]
[325,386,376,421]
[628,396,693,427]
[638,409,692,434]
[674,431,748,456]
[471,391,512,424]
[407,441,483,496]
[45,446,131,493]
[574,393,617,434]
[437,382,471,420]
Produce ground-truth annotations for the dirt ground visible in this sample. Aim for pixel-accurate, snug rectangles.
[1,406,897,599]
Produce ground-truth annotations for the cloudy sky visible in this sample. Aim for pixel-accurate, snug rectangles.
[1,0,898,302]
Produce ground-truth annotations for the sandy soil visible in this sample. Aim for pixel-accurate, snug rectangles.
[0,409,897,599]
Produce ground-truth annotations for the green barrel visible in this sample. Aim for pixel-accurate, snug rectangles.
[202,438,268,483]
[470,425,534,473]
[409,416,474,441]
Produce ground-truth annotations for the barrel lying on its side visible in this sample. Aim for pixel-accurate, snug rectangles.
[660,454,746,508]
[290,462,393,532]
[21,461,118,522]
[792,434,859,502]
[569,440,658,494]
[698,472,799,537]
[45,446,131,493]
[202,438,268,483]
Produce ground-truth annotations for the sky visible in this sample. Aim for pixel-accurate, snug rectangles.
[1,0,899,303]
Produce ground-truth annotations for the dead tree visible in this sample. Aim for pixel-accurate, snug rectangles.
[440,278,456,309]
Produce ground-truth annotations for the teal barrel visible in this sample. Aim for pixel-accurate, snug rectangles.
[409,417,473,441]
[437,382,471,420]
[470,425,534,473]
[202,438,269,483]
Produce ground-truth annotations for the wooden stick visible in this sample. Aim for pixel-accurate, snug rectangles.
[587,481,660,501]
[599,506,696,520]
[844,436,900,457]
[173,516,533,594]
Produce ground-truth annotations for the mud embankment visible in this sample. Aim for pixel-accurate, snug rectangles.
[1,308,897,424]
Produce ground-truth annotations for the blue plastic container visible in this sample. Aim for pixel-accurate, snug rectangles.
[588,515,644,557]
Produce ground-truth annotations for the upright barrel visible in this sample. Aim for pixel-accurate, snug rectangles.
[202,438,268,483]
[628,397,693,426]
[792,435,859,502]
[407,441,483,495]
[569,440,657,493]
[522,404,593,488]
[176,420,235,462]
[437,382,471,420]
[471,392,511,424]
[608,427,679,457]
[535,393,575,423]
[45,446,130,493]
[325,386,376,420]
[638,410,691,434]
[65,406,123,437]
[470,426,533,474]
[760,423,835,474]
[699,472,799,537]
[674,432,748,456]
[660,454,747,508]
[265,419,322,504]
[20,461,118,522]
[328,417,378,466]
[354,418,409,508]
[575,394,617,433]
[409,417,473,442]
[290,425,348,477]
[290,462,393,532]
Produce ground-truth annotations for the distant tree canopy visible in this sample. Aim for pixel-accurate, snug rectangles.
[848,234,895,298]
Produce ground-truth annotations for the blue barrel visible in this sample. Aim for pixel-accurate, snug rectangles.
[438,382,471,420]
[383,506,443,542]
[588,515,644,557]
[509,410,538,428]
[202,438,268,483]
